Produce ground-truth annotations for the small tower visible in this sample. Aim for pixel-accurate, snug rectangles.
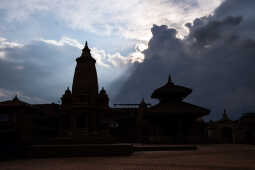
[97,87,109,108]
[61,87,72,106]
[72,41,99,106]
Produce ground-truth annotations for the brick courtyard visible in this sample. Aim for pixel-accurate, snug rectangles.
[1,144,255,170]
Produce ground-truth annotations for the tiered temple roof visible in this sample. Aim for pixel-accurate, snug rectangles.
[148,75,209,118]
[0,95,29,107]
[151,75,192,102]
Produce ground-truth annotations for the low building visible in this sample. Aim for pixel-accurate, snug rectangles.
[235,113,255,144]
[207,110,235,143]
[207,111,255,144]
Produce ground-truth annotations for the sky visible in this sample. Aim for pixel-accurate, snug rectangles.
[0,0,254,120]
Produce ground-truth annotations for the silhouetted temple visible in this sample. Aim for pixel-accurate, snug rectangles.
[0,42,213,144]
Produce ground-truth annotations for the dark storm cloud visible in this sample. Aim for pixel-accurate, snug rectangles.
[214,0,255,19]
[186,16,242,46]
[213,0,255,39]
[0,41,79,103]
[112,0,255,120]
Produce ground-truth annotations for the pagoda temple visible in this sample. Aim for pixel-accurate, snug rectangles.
[144,75,209,143]
[109,75,210,143]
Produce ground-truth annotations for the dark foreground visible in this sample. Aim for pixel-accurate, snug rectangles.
[1,144,255,170]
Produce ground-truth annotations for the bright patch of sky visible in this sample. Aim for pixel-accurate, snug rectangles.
[0,0,222,45]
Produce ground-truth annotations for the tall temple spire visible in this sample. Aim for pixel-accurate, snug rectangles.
[72,41,98,105]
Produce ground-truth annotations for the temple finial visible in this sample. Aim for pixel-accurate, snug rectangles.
[81,40,92,58]
[168,74,172,83]
[76,40,96,63]
[82,41,89,51]
[222,109,229,121]
[13,93,19,101]
[140,98,147,108]
[141,98,145,103]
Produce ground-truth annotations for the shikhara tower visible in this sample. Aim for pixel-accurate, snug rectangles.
[61,42,108,133]
[72,42,99,106]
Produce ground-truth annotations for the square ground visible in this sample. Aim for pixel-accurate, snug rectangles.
[1,144,255,170]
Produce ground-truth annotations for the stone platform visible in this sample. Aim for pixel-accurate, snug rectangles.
[26,144,134,158]
[26,144,197,158]
[0,143,197,159]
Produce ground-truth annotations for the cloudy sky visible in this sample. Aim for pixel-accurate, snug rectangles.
[0,0,254,120]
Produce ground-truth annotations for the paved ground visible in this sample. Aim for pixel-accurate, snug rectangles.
[1,144,255,170]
